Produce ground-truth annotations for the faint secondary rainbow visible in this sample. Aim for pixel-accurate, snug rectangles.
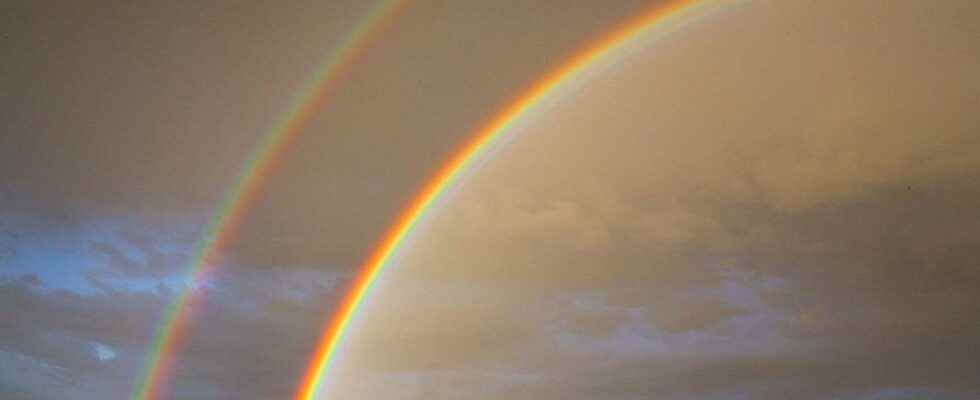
[128,2,408,399]
[294,1,736,399]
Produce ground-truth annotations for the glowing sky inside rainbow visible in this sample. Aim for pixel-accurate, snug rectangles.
[292,1,735,398]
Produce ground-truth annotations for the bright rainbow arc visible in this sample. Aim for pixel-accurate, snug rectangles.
[128,1,408,399]
[294,1,734,399]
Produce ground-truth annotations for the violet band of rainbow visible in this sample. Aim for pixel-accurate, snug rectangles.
[128,2,409,399]
[292,1,739,399]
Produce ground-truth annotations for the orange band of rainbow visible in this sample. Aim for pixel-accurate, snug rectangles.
[128,2,408,399]
[293,1,734,398]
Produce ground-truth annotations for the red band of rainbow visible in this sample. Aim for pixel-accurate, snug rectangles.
[129,2,409,399]
[293,1,735,399]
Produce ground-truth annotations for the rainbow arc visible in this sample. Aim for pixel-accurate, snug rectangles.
[126,1,739,399]
[293,1,733,399]
[129,2,408,399]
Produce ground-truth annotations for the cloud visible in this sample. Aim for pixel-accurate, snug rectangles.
[324,1,980,398]
[0,261,352,399]
[2,0,979,398]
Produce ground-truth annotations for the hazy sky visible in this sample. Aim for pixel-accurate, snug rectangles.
[2,1,979,399]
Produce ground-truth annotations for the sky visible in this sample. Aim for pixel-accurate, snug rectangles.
[1,0,979,399]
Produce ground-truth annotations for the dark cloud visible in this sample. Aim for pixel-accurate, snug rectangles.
[0,277,156,398]
[0,264,350,399]
[3,0,980,398]
[89,240,185,279]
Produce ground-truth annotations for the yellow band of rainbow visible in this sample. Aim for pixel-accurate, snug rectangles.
[293,1,735,398]
[128,2,408,399]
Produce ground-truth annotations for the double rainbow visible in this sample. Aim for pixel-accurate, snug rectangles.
[129,0,735,398]
[293,1,732,399]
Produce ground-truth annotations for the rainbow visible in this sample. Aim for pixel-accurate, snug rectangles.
[128,1,408,399]
[293,1,735,399]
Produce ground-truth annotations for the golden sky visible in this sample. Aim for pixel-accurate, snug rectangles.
[1,1,978,399]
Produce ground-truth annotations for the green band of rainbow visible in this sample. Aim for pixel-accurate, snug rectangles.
[128,2,408,399]
[293,1,736,399]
